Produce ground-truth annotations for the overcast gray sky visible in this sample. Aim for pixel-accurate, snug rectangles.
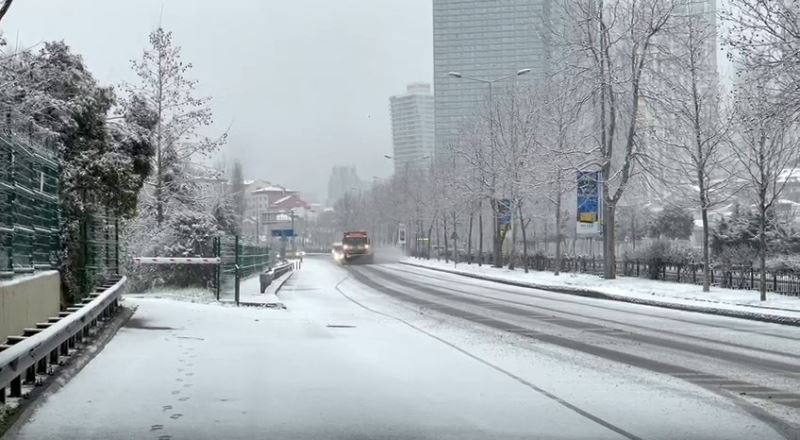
[3,0,432,202]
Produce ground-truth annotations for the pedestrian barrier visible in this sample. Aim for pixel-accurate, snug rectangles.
[259,261,294,293]
[0,276,125,405]
[132,236,272,305]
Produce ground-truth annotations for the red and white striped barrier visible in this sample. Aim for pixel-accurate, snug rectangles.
[133,257,222,265]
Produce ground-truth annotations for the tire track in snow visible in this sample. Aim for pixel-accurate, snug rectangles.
[334,275,645,440]
[345,266,799,439]
[389,264,800,342]
[378,264,800,364]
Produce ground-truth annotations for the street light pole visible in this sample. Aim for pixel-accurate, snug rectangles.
[448,68,530,268]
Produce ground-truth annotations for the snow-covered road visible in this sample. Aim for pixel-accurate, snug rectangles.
[8,257,799,439]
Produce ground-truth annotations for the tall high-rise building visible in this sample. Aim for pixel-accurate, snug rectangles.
[327,165,362,206]
[389,83,434,174]
[433,0,551,157]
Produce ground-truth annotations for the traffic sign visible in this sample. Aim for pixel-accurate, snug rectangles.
[271,229,296,238]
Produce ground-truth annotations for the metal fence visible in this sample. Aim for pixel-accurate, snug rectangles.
[0,131,60,277]
[75,210,120,299]
[423,252,800,297]
[216,236,272,303]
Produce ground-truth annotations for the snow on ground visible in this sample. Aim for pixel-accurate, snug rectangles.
[9,257,790,439]
[126,286,219,304]
[403,257,800,320]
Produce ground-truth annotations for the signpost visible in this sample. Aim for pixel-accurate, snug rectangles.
[271,229,296,238]
[577,171,602,235]
[272,229,296,259]
[398,223,407,246]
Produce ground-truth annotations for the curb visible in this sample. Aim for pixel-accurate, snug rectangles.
[400,261,800,327]
[274,270,295,295]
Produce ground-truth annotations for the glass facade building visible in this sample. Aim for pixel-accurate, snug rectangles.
[433,0,551,158]
[389,83,435,174]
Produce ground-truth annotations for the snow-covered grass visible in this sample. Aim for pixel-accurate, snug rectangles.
[125,286,219,304]
[403,258,800,321]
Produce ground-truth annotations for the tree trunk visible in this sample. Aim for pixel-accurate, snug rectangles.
[518,203,529,273]
[443,215,450,263]
[555,194,563,276]
[701,206,710,292]
[427,221,434,260]
[452,210,458,266]
[603,201,617,279]
[508,201,517,271]
[759,209,767,301]
[492,199,502,268]
[0,0,14,24]
[436,217,441,261]
[478,201,484,267]
[467,211,474,264]
[155,53,165,226]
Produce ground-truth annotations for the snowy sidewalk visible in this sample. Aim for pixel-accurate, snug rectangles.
[401,258,800,326]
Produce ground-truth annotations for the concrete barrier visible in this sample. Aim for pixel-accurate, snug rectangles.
[0,271,60,343]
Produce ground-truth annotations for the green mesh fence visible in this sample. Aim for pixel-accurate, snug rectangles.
[0,132,60,277]
[216,236,271,303]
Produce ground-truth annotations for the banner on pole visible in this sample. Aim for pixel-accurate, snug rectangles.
[398,223,407,245]
[576,171,602,235]
[498,199,512,227]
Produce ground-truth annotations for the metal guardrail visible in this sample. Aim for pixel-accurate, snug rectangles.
[0,276,126,404]
[272,261,295,279]
[258,261,295,295]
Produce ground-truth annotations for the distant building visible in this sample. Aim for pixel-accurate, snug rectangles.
[242,181,299,242]
[389,83,434,174]
[327,165,362,206]
[433,0,549,158]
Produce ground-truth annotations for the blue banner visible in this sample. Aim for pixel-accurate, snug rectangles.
[576,171,601,234]
[497,199,512,226]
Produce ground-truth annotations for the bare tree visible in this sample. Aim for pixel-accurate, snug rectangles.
[493,83,541,269]
[652,11,737,292]
[127,27,226,225]
[562,0,679,278]
[535,68,591,275]
[732,77,800,301]
[722,0,800,119]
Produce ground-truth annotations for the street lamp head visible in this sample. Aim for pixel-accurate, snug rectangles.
[384,154,393,159]
[448,72,463,78]
[516,68,532,76]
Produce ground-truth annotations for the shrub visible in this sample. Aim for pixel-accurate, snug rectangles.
[648,206,695,240]
[628,239,701,280]
[765,254,800,273]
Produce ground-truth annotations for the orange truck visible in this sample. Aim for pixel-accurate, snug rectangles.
[341,231,374,264]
